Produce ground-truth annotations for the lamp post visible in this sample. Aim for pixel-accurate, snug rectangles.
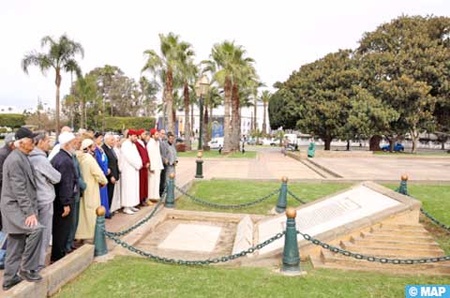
[195,75,209,150]
[194,75,209,179]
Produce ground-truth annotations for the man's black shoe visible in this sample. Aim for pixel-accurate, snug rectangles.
[18,269,42,282]
[2,275,22,290]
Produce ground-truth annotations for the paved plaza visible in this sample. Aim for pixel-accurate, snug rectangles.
[175,150,450,184]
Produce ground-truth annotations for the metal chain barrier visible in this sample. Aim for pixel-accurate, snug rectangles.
[104,229,285,265]
[175,185,281,209]
[420,207,450,233]
[297,230,450,264]
[287,190,307,204]
[106,196,166,237]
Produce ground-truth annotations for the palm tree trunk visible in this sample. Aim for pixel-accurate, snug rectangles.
[231,82,240,151]
[253,97,257,131]
[183,82,191,150]
[166,69,175,133]
[222,77,232,153]
[190,102,194,142]
[80,99,85,129]
[55,70,62,137]
[262,102,267,135]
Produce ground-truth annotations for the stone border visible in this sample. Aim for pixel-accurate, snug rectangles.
[5,244,94,298]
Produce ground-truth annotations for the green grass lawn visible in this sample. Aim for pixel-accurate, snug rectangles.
[176,180,350,214]
[178,150,257,159]
[55,257,450,298]
[56,181,450,297]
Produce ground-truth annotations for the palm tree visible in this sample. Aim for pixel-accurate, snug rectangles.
[142,32,194,134]
[230,52,258,150]
[22,34,84,135]
[72,74,99,129]
[260,90,272,135]
[205,41,253,153]
[178,54,196,150]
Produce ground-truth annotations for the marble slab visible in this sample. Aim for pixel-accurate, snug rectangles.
[257,185,401,255]
[158,223,222,252]
[232,215,254,255]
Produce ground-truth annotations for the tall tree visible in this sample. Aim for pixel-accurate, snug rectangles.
[205,41,257,152]
[142,32,194,134]
[22,34,84,135]
[357,15,450,152]
[260,90,272,135]
[178,51,196,150]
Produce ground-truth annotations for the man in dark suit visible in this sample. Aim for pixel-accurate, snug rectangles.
[102,133,120,214]
[1,127,43,291]
[50,132,78,263]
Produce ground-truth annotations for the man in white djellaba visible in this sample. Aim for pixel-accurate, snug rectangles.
[146,128,164,203]
[119,129,142,215]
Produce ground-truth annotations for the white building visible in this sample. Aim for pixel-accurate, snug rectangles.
[170,102,271,137]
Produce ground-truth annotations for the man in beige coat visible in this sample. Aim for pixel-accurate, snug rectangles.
[75,139,108,240]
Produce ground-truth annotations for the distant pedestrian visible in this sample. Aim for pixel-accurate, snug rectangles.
[1,127,43,291]
[282,136,289,156]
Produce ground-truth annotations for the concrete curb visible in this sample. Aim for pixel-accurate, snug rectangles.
[3,244,94,298]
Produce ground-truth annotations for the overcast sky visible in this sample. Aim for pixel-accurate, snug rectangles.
[1,0,449,110]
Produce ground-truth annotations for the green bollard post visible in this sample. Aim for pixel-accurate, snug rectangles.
[282,208,301,274]
[94,206,108,257]
[195,150,204,178]
[165,173,175,208]
[276,176,288,213]
[397,174,409,196]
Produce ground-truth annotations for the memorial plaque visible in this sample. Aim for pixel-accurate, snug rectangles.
[257,185,401,255]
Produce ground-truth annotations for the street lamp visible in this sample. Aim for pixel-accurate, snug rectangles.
[195,75,210,150]
[194,75,209,179]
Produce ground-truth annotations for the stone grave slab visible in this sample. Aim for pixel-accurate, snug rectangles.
[257,185,401,255]
[232,215,254,255]
[158,223,222,252]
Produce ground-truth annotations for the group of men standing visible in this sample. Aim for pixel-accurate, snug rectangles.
[0,126,177,291]
[119,128,177,214]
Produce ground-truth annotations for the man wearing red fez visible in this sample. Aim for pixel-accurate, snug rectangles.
[119,129,142,214]
[146,128,163,203]
[135,129,150,205]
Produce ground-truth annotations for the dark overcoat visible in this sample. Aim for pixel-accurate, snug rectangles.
[0,149,39,234]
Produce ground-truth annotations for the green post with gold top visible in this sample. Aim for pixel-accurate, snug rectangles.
[397,174,409,196]
[94,206,108,257]
[165,173,175,208]
[276,176,288,213]
[282,208,300,273]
